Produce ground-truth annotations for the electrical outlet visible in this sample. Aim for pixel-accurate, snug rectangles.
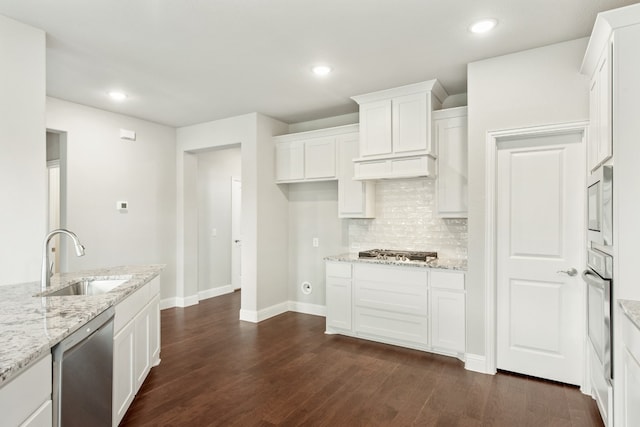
[312,237,319,247]
[211,228,217,237]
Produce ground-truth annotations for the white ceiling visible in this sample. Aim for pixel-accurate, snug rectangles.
[0,0,638,127]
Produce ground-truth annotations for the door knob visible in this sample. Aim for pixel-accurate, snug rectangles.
[234,240,241,243]
[557,267,578,277]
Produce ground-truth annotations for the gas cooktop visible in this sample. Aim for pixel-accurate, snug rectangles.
[358,249,438,262]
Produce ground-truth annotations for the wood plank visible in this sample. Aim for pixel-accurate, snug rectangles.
[121,291,603,427]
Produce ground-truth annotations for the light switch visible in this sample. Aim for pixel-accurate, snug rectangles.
[211,228,217,237]
[312,237,319,247]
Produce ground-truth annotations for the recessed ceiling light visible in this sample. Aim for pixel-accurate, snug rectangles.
[312,65,332,77]
[469,18,498,34]
[108,91,128,101]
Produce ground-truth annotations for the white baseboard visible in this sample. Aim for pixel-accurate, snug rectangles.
[160,294,198,310]
[198,285,233,301]
[239,301,289,323]
[465,353,493,374]
[287,301,326,317]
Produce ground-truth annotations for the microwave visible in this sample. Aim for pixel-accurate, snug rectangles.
[588,165,613,247]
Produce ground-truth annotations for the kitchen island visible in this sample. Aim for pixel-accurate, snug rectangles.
[0,264,164,387]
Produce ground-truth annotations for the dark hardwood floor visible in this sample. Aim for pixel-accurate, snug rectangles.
[121,291,603,426]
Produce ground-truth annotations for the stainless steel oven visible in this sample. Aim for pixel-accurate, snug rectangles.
[583,248,613,381]
[588,165,613,248]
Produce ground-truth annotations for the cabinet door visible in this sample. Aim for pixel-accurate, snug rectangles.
[588,76,600,171]
[436,114,468,218]
[393,92,428,154]
[149,295,161,366]
[275,142,304,182]
[113,321,135,427]
[338,133,375,218]
[326,277,352,332]
[596,47,612,167]
[359,100,392,157]
[622,345,640,426]
[304,137,336,179]
[19,400,51,427]
[134,305,151,393]
[430,289,465,352]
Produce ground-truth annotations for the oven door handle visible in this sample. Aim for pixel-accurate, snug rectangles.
[582,269,606,289]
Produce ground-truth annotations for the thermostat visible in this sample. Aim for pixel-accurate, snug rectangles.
[116,201,128,211]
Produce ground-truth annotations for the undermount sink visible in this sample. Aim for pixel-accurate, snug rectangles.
[43,276,131,297]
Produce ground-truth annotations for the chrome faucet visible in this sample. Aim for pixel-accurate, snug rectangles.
[41,229,85,292]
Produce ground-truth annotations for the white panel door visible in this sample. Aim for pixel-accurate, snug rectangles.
[496,131,584,385]
[231,177,242,290]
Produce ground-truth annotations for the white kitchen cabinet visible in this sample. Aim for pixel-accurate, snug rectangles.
[433,107,468,218]
[351,79,447,180]
[113,277,161,427]
[587,43,612,172]
[275,142,304,182]
[325,262,353,334]
[274,127,345,183]
[0,354,52,427]
[113,319,135,426]
[620,312,640,426]
[337,132,375,218]
[430,270,465,354]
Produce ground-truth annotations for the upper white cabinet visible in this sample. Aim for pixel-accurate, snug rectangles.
[337,132,375,218]
[274,129,341,183]
[275,124,375,218]
[586,43,612,171]
[433,107,468,218]
[351,79,447,180]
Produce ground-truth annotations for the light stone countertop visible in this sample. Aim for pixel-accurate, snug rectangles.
[620,299,640,331]
[0,264,164,388]
[324,253,467,271]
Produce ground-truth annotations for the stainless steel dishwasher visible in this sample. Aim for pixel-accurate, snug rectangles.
[52,306,115,427]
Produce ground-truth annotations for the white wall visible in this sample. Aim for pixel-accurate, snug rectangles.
[0,15,46,286]
[46,97,177,298]
[196,146,241,293]
[287,182,348,307]
[176,113,289,318]
[466,38,589,356]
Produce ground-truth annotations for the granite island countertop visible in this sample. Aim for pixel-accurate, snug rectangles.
[324,253,467,271]
[620,299,640,331]
[0,264,164,387]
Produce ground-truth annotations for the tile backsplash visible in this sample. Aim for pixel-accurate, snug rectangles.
[348,178,468,259]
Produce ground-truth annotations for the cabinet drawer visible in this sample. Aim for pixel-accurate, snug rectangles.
[355,307,428,346]
[115,283,149,333]
[431,270,465,290]
[354,264,427,285]
[326,262,352,278]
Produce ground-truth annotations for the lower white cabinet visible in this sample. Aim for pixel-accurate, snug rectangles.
[113,278,161,427]
[620,312,640,426]
[325,262,353,333]
[0,354,52,427]
[430,270,466,353]
[325,261,466,357]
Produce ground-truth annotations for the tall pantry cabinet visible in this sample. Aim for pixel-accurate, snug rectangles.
[582,4,640,426]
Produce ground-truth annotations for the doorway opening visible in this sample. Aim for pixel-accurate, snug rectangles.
[46,129,68,274]
[195,145,242,301]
